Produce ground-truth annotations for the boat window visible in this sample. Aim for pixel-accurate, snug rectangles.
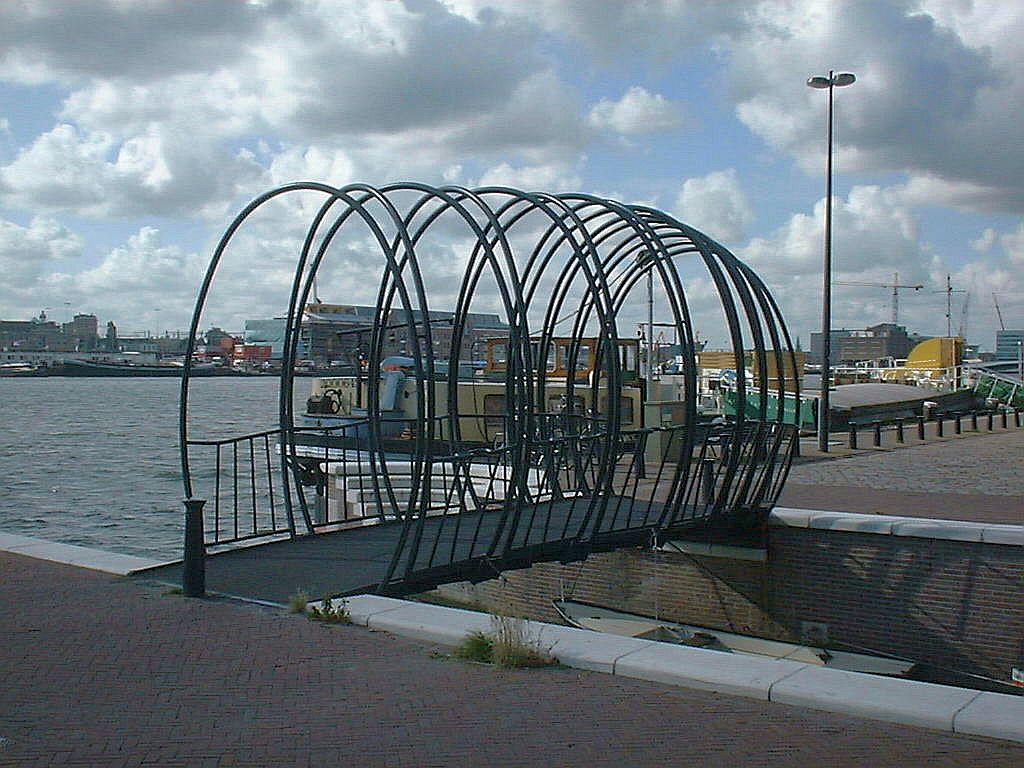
[547,394,585,414]
[483,394,506,428]
[621,343,638,376]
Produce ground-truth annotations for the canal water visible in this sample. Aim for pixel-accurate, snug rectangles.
[0,377,300,559]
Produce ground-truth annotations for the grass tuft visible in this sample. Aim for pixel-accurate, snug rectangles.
[287,590,310,614]
[454,616,557,668]
[454,630,494,663]
[491,615,557,668]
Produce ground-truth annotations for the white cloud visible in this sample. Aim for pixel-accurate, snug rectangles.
[971,227,996,253]
[588,87,683,135]
[1001,221,1024,265]
[0,215,82,287]
[672,169,752,244]
[477,161,582,192]
[0,123,265,219]
[723,0,1024,214]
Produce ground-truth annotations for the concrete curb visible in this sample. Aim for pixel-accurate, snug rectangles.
[0,531,169,575]
[338,595,1024,744]
[770,508,1023,546]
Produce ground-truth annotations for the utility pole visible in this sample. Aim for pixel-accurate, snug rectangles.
[933,274,966,338]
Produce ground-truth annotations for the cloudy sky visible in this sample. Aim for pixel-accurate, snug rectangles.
[1,0,1022,350]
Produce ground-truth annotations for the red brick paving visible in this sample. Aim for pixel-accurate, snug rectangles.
[2,552,1022,767]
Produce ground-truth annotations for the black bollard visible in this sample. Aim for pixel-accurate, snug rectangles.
[937,414,944,438]
[896,418,905,443]
[872,420,882,447]
[987,411,994,431]
[970,411,978,431]
[954,412,962,435]
[1002,409,1008,429]
[1016,408,1021,428]
[917,416,925,440]
[183,497,207,598]
[848,423,858,449]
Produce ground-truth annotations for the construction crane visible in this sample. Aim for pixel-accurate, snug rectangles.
[834,272,924,325]
[993,292,1006,331]
[958,291,970,339]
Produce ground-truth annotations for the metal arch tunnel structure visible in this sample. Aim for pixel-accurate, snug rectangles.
[179,182,801,598]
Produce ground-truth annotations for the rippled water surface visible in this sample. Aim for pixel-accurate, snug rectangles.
[0,377,297,559]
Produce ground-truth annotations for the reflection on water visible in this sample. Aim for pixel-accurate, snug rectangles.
[0,377,302,559]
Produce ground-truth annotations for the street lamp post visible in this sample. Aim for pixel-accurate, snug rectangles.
[807,70,855,452]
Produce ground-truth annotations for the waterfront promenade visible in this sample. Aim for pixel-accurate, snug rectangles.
[2,553,1022,767]
[1,429,1022,766]
[783,427,1024,524]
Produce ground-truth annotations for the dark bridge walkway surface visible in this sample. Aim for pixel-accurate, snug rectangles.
[140,497,675,604]
[5,551,1023,767]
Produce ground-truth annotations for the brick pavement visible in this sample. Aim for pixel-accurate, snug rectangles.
[781,429,1024,523]
[2,552,1023,767]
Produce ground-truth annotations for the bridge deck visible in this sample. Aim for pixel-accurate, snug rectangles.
[138,496,686,603]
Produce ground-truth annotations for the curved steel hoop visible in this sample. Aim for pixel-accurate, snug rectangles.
[180,182,800,594]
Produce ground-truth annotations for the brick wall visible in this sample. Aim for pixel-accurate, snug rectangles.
[440,529,1023,685]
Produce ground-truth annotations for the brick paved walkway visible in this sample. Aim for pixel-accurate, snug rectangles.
[781,429,1024,523]
[2,552,1023,767]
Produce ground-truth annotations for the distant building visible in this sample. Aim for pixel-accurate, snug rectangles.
[244,318,293,360]
[0,311,72,352]
[245,304,510,365]
[995,330,1024,361]
[63,313,99,350]
[810,323,925,365]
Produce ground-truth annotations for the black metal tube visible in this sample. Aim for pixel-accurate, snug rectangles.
[971,411,978,431]
[183,497,206,598]
[917,415,926,440]
[896,418,904,443]
[872,421,881,447]
[987,411,994,431]
[848,423,857,449]
[937,414,944,437]
[954,412,962,435]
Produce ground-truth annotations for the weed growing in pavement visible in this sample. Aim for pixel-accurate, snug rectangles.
[453,616,557,668]
[454,630,494,663]
[308,596,351,624]
[491,615,557,668]
[288,590,310,614]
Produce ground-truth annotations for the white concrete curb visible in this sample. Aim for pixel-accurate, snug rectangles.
[0,531,168,575]
[770,508,1022,546]
[339,595,1024,744]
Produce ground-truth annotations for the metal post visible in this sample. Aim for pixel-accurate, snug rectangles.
[872,420,881,447]
[936,414,944,438]
[1002,409,1008,429]
[917,415,925,440]
[1016,408,1022,428]
[848,423,857,449]
[817,79,836,455]
[954,412,962,435]
[896,418,904,443]
[648,259,655,395]
[987,411,994,431]
[970,411,978,431]
[701,459,716,506]
[183,497,206,597]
